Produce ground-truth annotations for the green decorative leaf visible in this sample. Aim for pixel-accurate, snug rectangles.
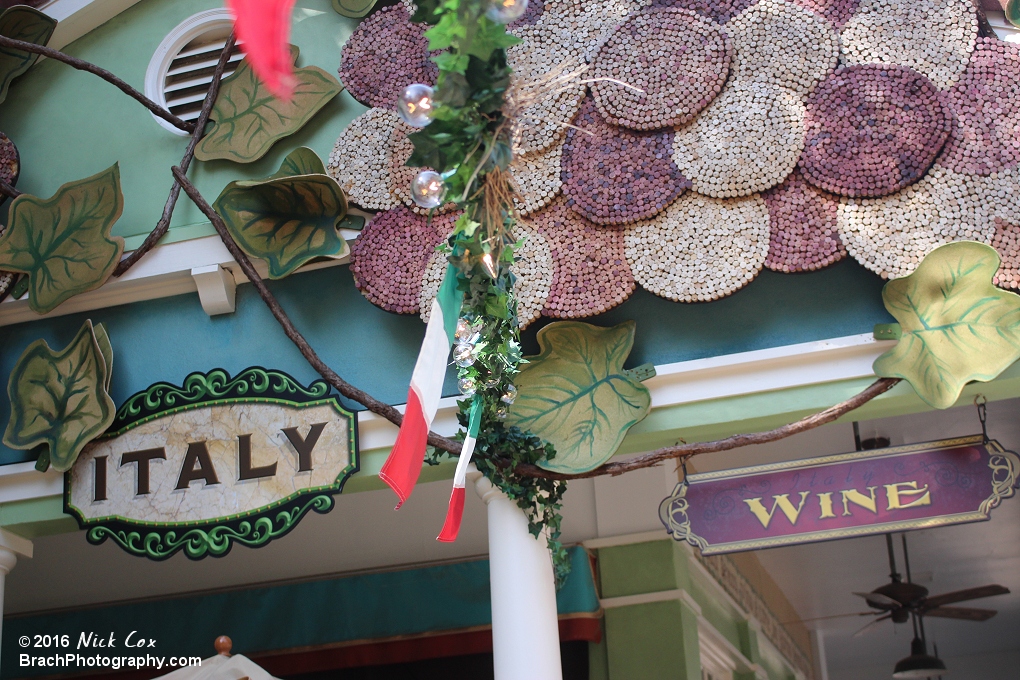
[331,0,378,18]
[873,242,1020,409]
[93,322,113,393]
[506,321,651,474]
[239,147,327,185]
[194,49,343,163]
[0,164,125,314]
[4,320,116,472]
[0,5,57,105]
[214,152,349,279]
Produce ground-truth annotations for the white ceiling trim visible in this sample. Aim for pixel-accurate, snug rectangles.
[42,0,148,51]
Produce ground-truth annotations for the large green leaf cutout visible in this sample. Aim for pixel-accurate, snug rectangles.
[332,0,379,18]
[194,48,343,163]
[239,146,327,185]
[0,5,57,105]
[0,164,125,314]
[506,321,651,474]
[4,320,116,472]
[214,148,349,279]
[873,242,1020,409]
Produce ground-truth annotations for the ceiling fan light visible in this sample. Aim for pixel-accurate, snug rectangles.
[892,638,948,678]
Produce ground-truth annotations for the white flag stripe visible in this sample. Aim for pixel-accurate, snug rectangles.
[452,436,477,488]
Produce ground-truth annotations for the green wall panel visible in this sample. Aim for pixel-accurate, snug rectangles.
[0,0,365,248]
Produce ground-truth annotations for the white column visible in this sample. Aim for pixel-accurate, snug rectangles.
[0,529,33,671]
[812,628,830,680]
[472,468,562,680]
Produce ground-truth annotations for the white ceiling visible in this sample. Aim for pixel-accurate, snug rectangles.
[6,398,1018,680]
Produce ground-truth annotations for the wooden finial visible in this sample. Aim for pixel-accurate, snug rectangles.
[214,636,232,657]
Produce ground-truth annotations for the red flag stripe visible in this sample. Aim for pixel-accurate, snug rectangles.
[378,388,429,509]
[436,486,466,543]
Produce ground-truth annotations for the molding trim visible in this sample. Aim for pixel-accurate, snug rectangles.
[0,527,33,558]
[0,232,357,326]
[0,462,63,505]
[599,589,684,610]
[582,530,669,550]
[43,0,147,51]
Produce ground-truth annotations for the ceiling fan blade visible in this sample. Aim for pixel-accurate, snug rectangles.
[853,614,892,638]
[781,612,877,625]
[924,585,1010,608]
[924,606,998,622]
[852,591,900,608]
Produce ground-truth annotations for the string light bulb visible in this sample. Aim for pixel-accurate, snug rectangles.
[410,170,446,209]
[397,84,435,128]
[486,0,528,23]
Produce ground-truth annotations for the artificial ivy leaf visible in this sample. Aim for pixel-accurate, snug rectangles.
[0,5,57,105]
[194,48,343,163]
[4,320,116,472]
[873,242,1020,409]
[0,164,125,314]
[506,321,651,474]
[93,322,113,393]
[214,154,349,278]
[331,0,378,18]
[237,146,326,185]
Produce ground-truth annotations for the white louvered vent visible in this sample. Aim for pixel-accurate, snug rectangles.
[163,31,245,123]
[145,9,242,135]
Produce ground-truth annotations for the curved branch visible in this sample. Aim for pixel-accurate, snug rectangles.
[0,35,194,133]
[513,377,902,480]
[113,33,236,277]
[170,166,465,456]
[0,179,20,199]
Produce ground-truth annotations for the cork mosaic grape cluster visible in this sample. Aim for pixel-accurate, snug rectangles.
[333,0,1020,323]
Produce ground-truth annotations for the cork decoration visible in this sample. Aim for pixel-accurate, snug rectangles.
[836,167,997,280]
[562,97,691,224]
[625,192,771,302]
[589,8,732,130]
[338,4,436,110]
[789,0,861,29]
[839,0,977,90]
[511,141,565,216]
[648,0,759,24]
[940,38,1020,177]
[672,80,805,198]
[763,169,846,273]
[329,0,1020,316]
[350,207,459,314]
[726,0,838,97]
[527,197,636,317]
[799,65,952,198]
[328,108,404,211]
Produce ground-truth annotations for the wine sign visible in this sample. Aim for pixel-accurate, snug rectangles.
[65,368,358,560]
[660,436,1019,555]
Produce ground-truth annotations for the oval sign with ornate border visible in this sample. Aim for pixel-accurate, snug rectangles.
[64,367,359,560]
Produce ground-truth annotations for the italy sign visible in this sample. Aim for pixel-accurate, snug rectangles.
[66,367,358,560]
[660,436,1019,554]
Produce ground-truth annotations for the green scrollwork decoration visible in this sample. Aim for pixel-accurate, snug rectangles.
[658,483,709,551]
[115,366,330,426]
[85,495,335,560]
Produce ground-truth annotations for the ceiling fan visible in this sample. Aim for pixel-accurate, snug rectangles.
[851,533,1010,637]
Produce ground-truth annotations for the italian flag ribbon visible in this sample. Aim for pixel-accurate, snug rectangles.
[225,0,297,99]
[437,396,483,543]
[379,265,463,508]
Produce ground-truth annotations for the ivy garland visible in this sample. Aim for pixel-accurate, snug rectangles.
[410,0,571,582]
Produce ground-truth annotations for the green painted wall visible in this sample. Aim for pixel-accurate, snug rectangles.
[1,0,366,250]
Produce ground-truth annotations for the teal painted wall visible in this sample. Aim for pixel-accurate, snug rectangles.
[0,0,366,249]
[0,260,891,464]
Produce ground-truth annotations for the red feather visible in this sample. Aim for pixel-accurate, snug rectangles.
[226,0,297,100]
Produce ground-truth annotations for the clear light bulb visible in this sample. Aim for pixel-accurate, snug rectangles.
[495,404,510,420]
[397,84,435,128]
[486,0,528,23]
[454,343,476,368]
[455,317,482,345]
[501,383,518,405]
[458,377,477,396]
[411,170,446,209]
